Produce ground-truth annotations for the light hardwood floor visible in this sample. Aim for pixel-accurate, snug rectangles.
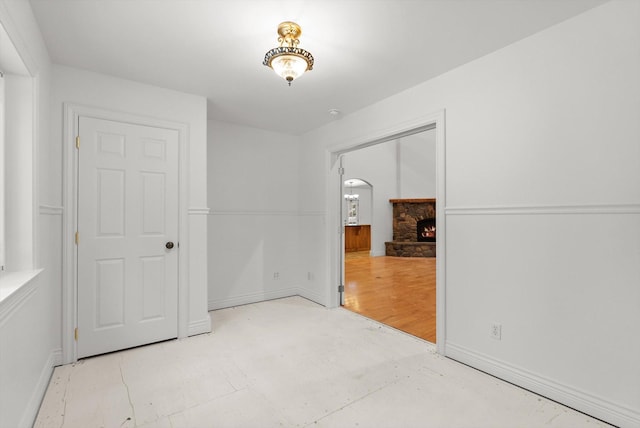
[343,252,436,343]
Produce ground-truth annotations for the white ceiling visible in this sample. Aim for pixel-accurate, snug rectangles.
[29,0,606,135]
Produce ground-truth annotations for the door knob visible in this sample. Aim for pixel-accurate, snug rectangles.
[165,241,174,249]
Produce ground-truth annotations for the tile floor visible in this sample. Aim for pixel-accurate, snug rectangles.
[35,297,612,428]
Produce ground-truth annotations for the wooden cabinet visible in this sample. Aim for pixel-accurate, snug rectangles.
[345,225,371,252]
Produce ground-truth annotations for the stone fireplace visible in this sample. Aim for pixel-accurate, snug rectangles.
[385,198,436,257]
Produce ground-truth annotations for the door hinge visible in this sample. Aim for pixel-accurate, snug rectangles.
[338,285,344,293]
[74,328,78,341]
[338,167,345,175]
[75,136,80,149]
[75,231,79,245]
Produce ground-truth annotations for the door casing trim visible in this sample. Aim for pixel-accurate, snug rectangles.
[62,103,189,363]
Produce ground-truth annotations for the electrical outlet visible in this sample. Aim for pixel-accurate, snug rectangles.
[490,323,502,340]
[307,272,314,281]
[273,272,280,279]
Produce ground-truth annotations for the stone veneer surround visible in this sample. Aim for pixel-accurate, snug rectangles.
[385,198,436,257]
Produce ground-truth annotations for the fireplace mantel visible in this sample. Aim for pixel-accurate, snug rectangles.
[389,198,435,204]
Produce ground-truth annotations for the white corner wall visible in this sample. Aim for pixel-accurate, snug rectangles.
[52,65,211,342]
[299,2,640,427]
[207,120,307,309]
[0,1,57,427]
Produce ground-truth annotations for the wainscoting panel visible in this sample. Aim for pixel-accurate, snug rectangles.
[444,204,640,427]
[208,211,302,311]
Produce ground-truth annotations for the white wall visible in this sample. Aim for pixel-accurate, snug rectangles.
[51,65,211,340]
[207,120,304,309]
[398,130,436,198]
[299,2,640,427]
[0,1,56,427]
[342,143,396,256]
[2,4,210,425]
[3,75,34,270]
[0,272,57,428]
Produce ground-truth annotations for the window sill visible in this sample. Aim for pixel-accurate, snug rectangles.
[0,269,43,322]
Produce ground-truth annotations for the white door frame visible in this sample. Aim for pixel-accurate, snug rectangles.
[325,109,447,355]
[61,103,189,363]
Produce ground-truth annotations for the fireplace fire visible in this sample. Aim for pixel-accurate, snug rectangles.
[417,218,436,242]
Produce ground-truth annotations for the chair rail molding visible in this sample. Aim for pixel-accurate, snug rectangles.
[188,207,210,215]
[446,203,640,216]
[38,205,64,215]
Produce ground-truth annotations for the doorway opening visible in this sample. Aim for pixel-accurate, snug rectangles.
[327,110,445,353]
[339,129,437,343]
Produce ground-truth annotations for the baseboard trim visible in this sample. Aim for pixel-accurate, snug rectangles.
[51,348,63,367]
[19,348,61,428]
[187,317,212,336]
[208,288,302,311]
[446,342,638,428]
[296,287,325,306]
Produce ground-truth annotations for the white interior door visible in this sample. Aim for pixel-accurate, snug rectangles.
[77,117,179,358]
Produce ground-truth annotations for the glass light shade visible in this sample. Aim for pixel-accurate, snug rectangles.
[263,22,314,85]
[270,54,309,83]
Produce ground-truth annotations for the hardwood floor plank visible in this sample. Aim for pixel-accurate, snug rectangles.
[343,252,436,343]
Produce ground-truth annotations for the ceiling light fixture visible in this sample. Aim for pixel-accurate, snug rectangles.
[263,21,314,86]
